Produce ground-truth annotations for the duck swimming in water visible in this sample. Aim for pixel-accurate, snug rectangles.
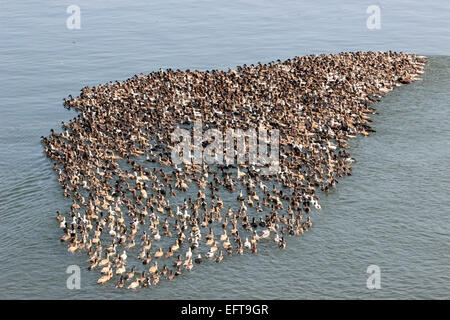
[194,254,202,264]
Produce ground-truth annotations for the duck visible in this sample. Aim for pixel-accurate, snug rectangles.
[185,259,194,271]
[278,237,287,249]
[60,230,71,242]
[173,255,182,267]
[127,278,141,290]
[247,196,253,207]
[142,252,152,265]
[97,270,113,284]
[274,232,281,243]
[115,276,125,288]
[210,241,219,253]
[67,241,78,253]
[101,263,112,274]
[56,210,64,222]
[171,239,180,252]
[237,190,245,201]
[59,217,66,229]
[215,250,224,263]
[237,167,246,179]
[194,253,202,264]
[154,247,163,258]
[222,237,231,249]
[148,261,158,274]
[261,229,270,239]
[98,252,111,267]
[125,239,136,249]
[205,236,215,246]
[185,247,192,259]
[120,250,127,261]
[244,237,251,249]
[205,250,215,259]
[165,247,174,259]
[220,229,228,241]
[44,50,424,290]
[116,263,126,275]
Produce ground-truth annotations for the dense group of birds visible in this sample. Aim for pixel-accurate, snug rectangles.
[42,51,425,289]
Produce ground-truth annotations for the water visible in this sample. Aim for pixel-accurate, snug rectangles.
[1,0,449,299]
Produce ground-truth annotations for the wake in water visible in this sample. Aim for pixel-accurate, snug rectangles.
[41,51,425,289]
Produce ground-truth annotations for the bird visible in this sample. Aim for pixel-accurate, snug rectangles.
[194,254,202,264]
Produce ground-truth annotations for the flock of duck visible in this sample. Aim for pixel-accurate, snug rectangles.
[42,51,425,290]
